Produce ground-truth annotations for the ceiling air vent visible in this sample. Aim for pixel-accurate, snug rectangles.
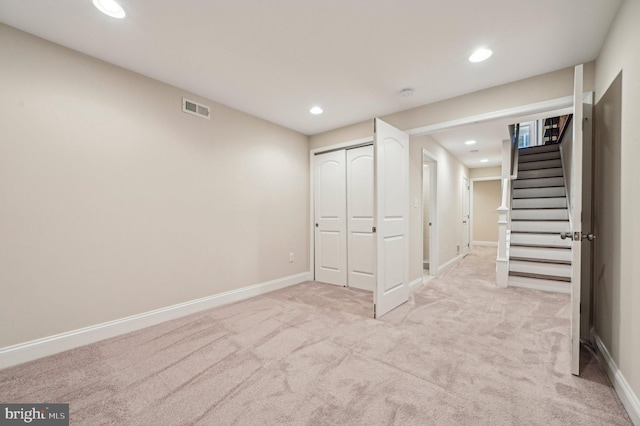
[182,97,211,120]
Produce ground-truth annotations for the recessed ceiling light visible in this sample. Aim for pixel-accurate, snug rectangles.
[92,0,126,19]
[480,159,489,163]
[465,140,476,145]
[309,106,323,115]
[469,48,492,63]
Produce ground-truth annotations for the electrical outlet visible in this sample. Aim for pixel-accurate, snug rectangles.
[456,244,460,253]
[289,252,294,263]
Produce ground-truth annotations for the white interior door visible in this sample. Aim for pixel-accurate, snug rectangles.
[462,176,470,255]
[374,119,410,318]
[347,145,375,291]
[570,64,584,376]
[314,150,347,286]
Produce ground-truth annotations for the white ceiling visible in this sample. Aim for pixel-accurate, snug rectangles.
[0,0,621,136]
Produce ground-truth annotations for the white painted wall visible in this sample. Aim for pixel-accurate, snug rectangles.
[593,0,640,417]
[0,25,310,348]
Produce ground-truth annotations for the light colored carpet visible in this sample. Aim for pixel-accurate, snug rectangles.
[0,247,631,425]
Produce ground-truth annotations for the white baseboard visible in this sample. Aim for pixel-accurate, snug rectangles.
[0,272,311,370]
[408,277,423,292]
[591,330,640,425]
[472,241,498,247]
[437,253,464,275]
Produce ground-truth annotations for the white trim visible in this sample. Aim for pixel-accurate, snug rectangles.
[422,149,439,276]
[437,253,464,275]
[592,330,640,425]
[310,136,374,155]
[408,277,423,292]
[0,272,311,370]
[406,96,574,136]
[469,175,501,251]
[472,241,498,247]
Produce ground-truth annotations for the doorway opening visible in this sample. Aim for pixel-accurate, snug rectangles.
[422,149,438,281]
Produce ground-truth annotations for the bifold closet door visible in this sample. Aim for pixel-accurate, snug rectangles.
[314,150,347,286]
[346,145,375,291]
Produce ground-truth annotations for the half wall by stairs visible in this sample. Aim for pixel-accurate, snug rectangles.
[508,143,572,293]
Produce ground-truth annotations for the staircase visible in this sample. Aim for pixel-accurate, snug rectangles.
[508,143,572,293]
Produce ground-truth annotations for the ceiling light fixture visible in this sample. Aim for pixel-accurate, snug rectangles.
[469,48,492,63]
[465,140,476,145]
[480,159,489,163]
[92,0,126,19]
[309,106,323,115]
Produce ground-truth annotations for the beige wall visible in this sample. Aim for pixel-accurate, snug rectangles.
[0,25,310,348]
[472,180,501,243]
[470,166,501,179]
[593,0,640,408]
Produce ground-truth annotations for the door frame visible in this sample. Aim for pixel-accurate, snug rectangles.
[462,176,471,256]
[422,149,439,275]
[470,175,502,247]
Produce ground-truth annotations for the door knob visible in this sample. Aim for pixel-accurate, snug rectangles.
[560,232,571,240]
[582,233,596,241]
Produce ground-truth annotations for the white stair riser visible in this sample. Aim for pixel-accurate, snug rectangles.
[509,260,572,277]
[508,276,571,293]
[519,151,561,163]
[512,197,567,209]
[514,186,565,198]
[510,246,572,262]
[518,168,563,179]
[511,221,569,232]
[513,177,565,189]
[511,209,569,220]
[518,159,562,170]
[510,233,572,247]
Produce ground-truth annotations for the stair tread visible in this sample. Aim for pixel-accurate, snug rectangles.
[510,243,572,250]
[510,256,571,265]
[508,271,571,282]
[512,207,568,210]
[513,184,566,189]
[515,174,563,182]
[511,219,569,222]
[510,231,563,235]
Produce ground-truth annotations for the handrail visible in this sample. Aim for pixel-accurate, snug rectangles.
[557,114,573,145]
[509,123,520,178]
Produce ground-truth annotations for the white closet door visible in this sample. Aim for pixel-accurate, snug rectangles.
[347,145,375,291]
[374,119,410,318]
[314,150,347,286]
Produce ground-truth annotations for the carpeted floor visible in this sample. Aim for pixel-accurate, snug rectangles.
[0,247,631,425]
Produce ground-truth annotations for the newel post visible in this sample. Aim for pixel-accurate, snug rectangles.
[496,178,510,288]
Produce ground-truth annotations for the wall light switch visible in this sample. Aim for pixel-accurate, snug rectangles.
[289,252,294,262]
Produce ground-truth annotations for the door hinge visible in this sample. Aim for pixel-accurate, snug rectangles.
[373,304,376,318]
[372,226,376,233]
